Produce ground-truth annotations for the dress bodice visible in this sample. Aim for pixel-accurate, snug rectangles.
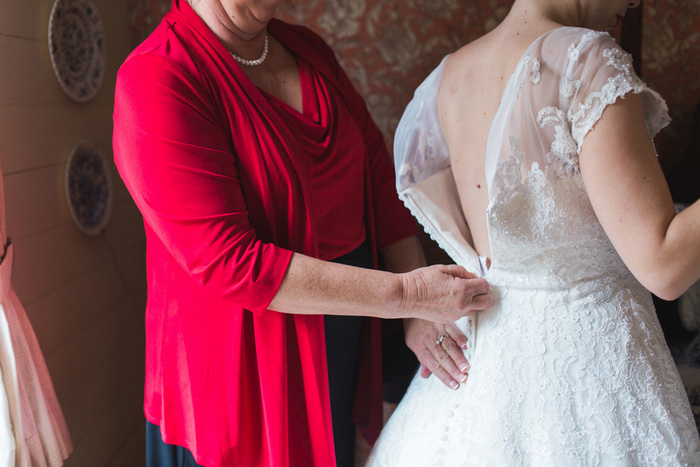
[486,136,626,289]
[394,27,669,290]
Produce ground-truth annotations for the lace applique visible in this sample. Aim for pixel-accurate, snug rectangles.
[567,30,605,63]
[398,163,421,185]
[537,107,579,174]
[580,29,605,44]
[604,47,634,74]
[559,77,579,98]
[569,47,645,149]
[489,135,594,261]
[494,137,524,193]
[530,58,541,84]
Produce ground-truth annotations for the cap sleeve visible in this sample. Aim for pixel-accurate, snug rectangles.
[565,31,670,150]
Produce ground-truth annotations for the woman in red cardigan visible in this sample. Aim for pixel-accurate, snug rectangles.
[113,0,492,465]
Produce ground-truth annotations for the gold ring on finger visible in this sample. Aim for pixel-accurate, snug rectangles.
[435,334,449,346]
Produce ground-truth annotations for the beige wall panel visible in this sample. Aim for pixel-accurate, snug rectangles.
[115,245,147,310]
[95,0,134,71]
[11,224,112,304]
[0,103,114,175]
[62,368,144,467]
[103,198,146,254]
[112,177,135,205]
[24,263,129,356]
[0,43,121,110]
[107,423,146,467]
[59,335,142,437]
[4,165,67,240]
[44,299,141,404]
[0,0,51,41]
[106,423,147,467]
[0,34,63,105]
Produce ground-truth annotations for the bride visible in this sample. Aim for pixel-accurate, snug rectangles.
[369,0,700,464]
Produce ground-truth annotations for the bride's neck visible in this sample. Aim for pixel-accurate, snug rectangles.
[504,0,583,30]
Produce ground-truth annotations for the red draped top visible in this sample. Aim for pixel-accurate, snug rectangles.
[262,58,366,260]
[112,1,417,466]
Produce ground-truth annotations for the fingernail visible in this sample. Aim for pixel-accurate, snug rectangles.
[460,374,468,383]
[460,363,469,372]
[461,343,467,349]
[449,380,459,390]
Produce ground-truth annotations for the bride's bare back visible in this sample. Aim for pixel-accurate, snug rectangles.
[438,10,560,259]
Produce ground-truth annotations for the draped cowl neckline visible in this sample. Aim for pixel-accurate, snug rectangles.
[259,57,334,159]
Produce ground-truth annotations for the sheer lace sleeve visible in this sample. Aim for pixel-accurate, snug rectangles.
[393,58,482,275]
[394,58,452,192]
[565,31,670,151]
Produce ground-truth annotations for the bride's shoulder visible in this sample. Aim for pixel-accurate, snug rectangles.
[539,26,618,59]
[445,32,496,69]
[539,26,612,43]
[440,38,490,90]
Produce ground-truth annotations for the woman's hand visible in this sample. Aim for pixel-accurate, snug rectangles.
[398,264,492,322]
[404,318,471,390]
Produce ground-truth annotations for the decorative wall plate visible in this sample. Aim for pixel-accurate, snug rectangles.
[48,0,105,103]
[65,141,112,236]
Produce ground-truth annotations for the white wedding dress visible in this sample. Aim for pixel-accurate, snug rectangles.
[0,160,71,466]
[369,27,700,466]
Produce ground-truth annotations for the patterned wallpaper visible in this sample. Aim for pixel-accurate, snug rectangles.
[128,0,699,178]
[642,0,700,173]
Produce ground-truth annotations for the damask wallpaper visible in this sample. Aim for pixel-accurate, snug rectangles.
[642,0,700,180]
[128,0,699,180]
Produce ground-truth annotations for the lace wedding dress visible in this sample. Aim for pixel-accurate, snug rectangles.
[369,27,700,466]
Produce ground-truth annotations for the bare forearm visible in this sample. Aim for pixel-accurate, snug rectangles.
[268,249,492,322]
[268,252,405,318]
[650,202,700,300]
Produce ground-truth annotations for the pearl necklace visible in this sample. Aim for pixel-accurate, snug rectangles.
[229,34,269,67]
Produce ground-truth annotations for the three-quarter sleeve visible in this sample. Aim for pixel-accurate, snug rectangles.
[113,53,293,313]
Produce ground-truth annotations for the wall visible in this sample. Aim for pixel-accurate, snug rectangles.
[0,0,147,465]
[643,0,700,200]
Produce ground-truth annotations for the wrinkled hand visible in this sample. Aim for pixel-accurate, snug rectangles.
[399,264,492,322]
[404,318,471,390]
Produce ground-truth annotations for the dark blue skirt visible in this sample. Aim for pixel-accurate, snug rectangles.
[146,421,201,467]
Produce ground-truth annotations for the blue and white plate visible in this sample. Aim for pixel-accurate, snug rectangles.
[48,0,105,103]
[65,141,112,236]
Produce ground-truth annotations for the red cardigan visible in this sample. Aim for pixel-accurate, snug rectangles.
[113,1,417,466]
